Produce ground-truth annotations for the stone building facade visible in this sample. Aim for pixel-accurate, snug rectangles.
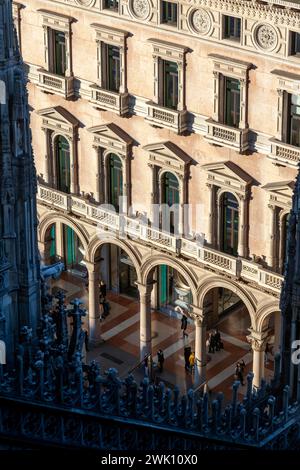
[15,0,300,387]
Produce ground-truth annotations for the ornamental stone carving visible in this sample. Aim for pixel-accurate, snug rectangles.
[130,0,151,20]
[190,8,212,36]
[254,23,278,51]
[74,0,96,6]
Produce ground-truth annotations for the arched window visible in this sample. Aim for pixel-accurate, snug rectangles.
[221,192,239,256]
[55,136,70,194]
[108,153,123,212]
[161,172,179,234]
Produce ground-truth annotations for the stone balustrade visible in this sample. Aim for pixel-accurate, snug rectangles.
[89,84,129,116]
[145,101,188,134]
[37,183,283,295]
[205,118,249,153]
[268,138,300,168]
[37,68,75,99]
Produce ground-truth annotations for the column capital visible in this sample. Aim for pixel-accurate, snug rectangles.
[247,328,270,352]
[190,305,205,325]
[136,281,155,297]
[84,260,100,274]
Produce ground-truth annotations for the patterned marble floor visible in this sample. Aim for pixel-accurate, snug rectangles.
[51,272,274,401]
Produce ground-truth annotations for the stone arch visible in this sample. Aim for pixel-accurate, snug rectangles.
[38,212,89,254]
[141,253,198,306]
[88,235,142,283]
[197,275,257,327]
[256,300,281,332]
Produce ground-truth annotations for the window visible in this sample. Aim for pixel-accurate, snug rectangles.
[287,93,300,147]
[221,192,239,256]
[290,31,300,56]
[163,60,179,110]
[108,154,123,212]
[55,136,71,193]
[104,44,121,92]
[104,0,119,11]
[224,78,241,128]
[223,16,241,42]
[49,30,67,76]
[161,172,179,233]
[161,1,178,27]
[280,213,290,273]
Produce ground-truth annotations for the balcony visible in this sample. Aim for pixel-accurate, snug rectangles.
[37,69,75,99]
[89,85,129,117]
[205,119,249,153]
[145,102,188,134]
[268,138,300,168]
[37,184,283,296]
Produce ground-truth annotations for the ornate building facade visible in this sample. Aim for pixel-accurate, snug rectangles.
[0,0,41,364]
[15,0,300,387]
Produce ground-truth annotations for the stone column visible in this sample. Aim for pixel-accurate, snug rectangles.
[276,89,284,141]
[192,306,207,387]
[237,196,247,258]
[178,175,184,237]
[247,329,269,389]
[267,204,277,269]
[137,282,153,360]
[93,145,102,204]
[149,164,159,227]
[42,128,50,184]
[85,260,101,344]
[212,71,219,121]
[239,77,247,129]
[55,222,64,260]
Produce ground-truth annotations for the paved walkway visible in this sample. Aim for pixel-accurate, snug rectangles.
[51,272,274,401]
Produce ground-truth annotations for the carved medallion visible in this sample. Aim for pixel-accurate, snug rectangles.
[74,0,96,6]
[131,0,151,19]
[191,8,212,35]
[255,23,278,51]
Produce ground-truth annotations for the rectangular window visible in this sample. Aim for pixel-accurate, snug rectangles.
[224,77,240,128]
[161,1,178,27]
[104,44,121,92]
[290,31,300,56]
[163,60,178,110]
[50,30,66,76]
[104,0,119,11]
[287,93,300,147]
[223,16,241,41]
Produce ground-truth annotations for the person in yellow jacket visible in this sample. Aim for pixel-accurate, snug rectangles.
[189,351,195,373]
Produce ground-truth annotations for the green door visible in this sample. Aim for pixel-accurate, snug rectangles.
[222,192,239,256]
[53,30,66,76]
[56,136,70,194]
[64,226,76,268]
[49,224,56,258]
[159,265,168,307]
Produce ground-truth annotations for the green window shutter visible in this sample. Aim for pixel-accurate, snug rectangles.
[56,136,70,194]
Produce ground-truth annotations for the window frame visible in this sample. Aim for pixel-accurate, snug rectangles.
[223,15,242,43]
[160,1,179,28]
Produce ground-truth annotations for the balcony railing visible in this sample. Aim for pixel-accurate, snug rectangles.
[37,184,283,295]
[90,85,129,116]
[37,69,75,99]
[145,102,188,134]
[205,119,249,153]
[268,138,300,168]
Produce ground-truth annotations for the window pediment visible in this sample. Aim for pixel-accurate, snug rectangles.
[37,106,79,136]
[271,69,300,94]
[88,123,133,155]
[202,161,253,195]
[262,180,294,209]
[147,38,189,62]
[209,54,253,80]
[38,9,76,31]
[143,141,192,176]
[91,23,129,46]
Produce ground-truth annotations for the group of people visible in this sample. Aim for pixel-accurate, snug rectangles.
[207,328,223,353]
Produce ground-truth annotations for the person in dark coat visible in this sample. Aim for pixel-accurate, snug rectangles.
[100,280,107,300]
[157,349,164,373]
[181,314,188,337]
[215,328,221,351]
[184,346,192,371]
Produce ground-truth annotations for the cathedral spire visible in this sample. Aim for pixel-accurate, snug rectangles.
[0,0,41,362]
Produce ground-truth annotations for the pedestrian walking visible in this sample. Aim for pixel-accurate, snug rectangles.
[157,349,164,373]
[181,313,188,337]
[100,280,107,300]
[208,332,215,353]
[215,328,222,351]
[84,329,89,352]
[99,300,104,322]
[235,362,245,386]
[184,346,192,371]
[189,351,195,373]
